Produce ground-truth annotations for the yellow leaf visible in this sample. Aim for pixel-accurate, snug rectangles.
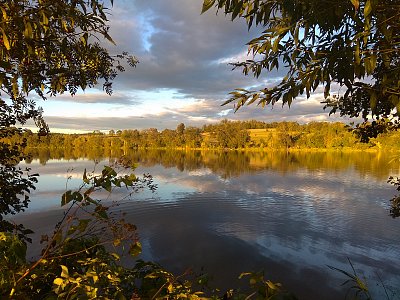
[1,7,8,21]
[41,11,48,26]
[266,280,280,290]
[350,0,359,10]
[24,21,33,39]
[61,19,68,32]
[53,278,64,286]
[1,28,10,50]
[61,265,69,278]
[364,0,372,18]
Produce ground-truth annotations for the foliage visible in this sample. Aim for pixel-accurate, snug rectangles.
[0,125,37,240]
[0,0,136,237]
[202,0,400,136]
[0,0,137,118]
[388,176,400,218]
[328,258,400,300]
[328,259,372,300]
[1,163,154,299]
[0,231,27,293]
[6,120,400,152]
[234,272,298,300]
[0,163,298,299]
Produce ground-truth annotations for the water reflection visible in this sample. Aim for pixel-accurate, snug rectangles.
[14,150,400,299]
[25,148,399,180]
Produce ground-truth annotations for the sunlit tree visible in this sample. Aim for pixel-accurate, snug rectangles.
[202,0,400,216]
[202,0,400,135]
[0,0,136,236]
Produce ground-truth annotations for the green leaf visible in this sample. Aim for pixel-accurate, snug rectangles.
[102,166,117,177]
[83,168,89,184]
[129,241,142,257]
[247,93,259,105]
[370,91,377,110]
[102,180,112,192]
[232,1,243,20]
[201,0,216,14]
[72,191,83,202]
[61,191,73,206]
[0,60,11,69]
[364,0,372,17]
[95,205,109,219]
[77,219,90,232]
[103,31,116,45]
[54,230,63,244]
[67,225,78,235]
[324,82,330,98]
[98,210,108,219]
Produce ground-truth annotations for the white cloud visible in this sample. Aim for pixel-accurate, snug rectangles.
[218,109,233,116]
[32,0,359,132]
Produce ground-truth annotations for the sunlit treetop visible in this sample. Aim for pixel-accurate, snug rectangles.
[202,0,400,136]
[0,0,137,132]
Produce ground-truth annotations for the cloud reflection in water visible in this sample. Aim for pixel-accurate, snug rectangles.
[14,150,400,299]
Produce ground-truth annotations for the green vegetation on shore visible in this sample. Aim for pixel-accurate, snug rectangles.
[4,120,400,155]
[1,0,399,298]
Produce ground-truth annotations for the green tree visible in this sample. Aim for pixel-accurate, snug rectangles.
[176,122,186,135]
[176,123,186,146]
[161,129,177,148]
[213,120,250,148]
[202,0,400,134]
[184,126,203,148]
[0,0,136,236]
[202,0,400,216]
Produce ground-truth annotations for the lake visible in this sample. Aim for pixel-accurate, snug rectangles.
[12,149,400,299]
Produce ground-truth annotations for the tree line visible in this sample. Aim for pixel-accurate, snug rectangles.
[1,0,399,298]
[4,120,400,154]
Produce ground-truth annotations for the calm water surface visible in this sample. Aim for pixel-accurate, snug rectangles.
[13,150,400,299]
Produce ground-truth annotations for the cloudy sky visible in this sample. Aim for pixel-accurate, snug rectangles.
[38,0,351,133]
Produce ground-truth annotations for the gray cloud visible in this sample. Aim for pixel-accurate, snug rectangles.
[42,114,214,132]
[108,0,266,99]
[41,95,354,133]
[49,91,140,105]
[36,0,359,130]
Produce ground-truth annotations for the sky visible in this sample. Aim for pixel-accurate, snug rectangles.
[36,0,353,133]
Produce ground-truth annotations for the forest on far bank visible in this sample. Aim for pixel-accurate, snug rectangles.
[4,120,400,155]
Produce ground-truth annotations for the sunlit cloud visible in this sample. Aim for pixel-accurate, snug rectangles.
[217,50,252,64]
[30,0,359,132]
[218,109,233,117]
[49,90,139,105]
